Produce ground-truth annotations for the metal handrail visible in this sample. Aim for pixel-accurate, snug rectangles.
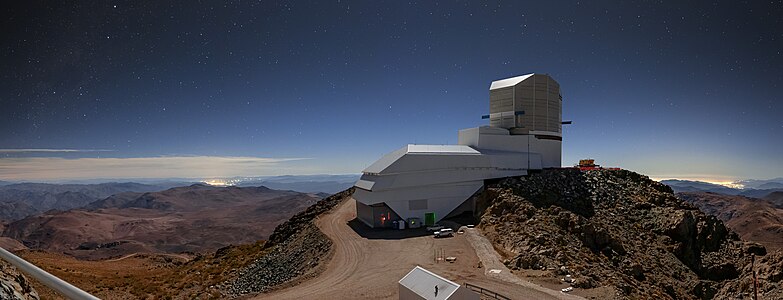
[0,247,100,300]
[464,282,511,300]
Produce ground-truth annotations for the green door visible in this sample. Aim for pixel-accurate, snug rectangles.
[424,212,436,226]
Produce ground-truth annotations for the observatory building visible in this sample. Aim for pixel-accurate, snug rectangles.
[353,74,563,228]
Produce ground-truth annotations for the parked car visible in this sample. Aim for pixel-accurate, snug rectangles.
[434,228,454,238]
[426,224,445,232]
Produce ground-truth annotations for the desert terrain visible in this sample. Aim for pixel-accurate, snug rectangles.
[3,184,321,259]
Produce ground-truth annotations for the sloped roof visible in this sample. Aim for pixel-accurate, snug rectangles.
[489,73,534,90]
[407,144,480,154]
[362,145,479,174]
[398,266,460,299]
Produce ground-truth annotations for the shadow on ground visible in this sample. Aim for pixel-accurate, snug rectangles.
[347,219,434,240]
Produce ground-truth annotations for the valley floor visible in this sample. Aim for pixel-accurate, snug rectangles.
[255,198,599,300]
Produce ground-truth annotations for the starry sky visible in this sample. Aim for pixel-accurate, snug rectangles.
[1,1,781,182]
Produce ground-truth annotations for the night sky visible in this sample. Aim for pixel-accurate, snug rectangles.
[1,1,781,182]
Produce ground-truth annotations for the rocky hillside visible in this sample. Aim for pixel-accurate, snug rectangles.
[477,169,782,299]
[678,192,783,250]
[0,260,39,300]
[226,187,354,296]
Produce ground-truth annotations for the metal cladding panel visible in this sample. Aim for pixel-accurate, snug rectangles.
[353,188,380,205]
[355,179,374,191]
[529,138,561,168]
[457,127,508,148]
[486,152,529,169]
[489,87,513,114]
[466,131,529,152]
[382,152,486,174]
[457,128,480,146]
[489,115,501,126]
[363,146,408,174]
[363,145,480,175]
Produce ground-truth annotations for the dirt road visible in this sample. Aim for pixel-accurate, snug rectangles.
[255,198,581,299]
[103,252,190,263]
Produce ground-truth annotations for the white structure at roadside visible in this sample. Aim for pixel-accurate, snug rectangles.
[354,74,563,228]
[398,266,479,300]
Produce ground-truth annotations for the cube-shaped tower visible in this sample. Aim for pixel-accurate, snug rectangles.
[487,74,562,136]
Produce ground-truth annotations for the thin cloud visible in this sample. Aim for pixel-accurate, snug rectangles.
[0,149,115,153]
[0,156,311,181]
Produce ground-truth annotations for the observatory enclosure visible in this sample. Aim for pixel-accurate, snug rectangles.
[354,74,563,228]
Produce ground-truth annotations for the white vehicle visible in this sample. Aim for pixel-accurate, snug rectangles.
[426,224,445,232]
[434,228,454,238]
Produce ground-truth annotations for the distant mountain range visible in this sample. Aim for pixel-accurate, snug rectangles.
[236,174,359,194]
[0,182,183,221]
[734,177,783,189]
[661,178,783,199]
[0,175,358,221]
[3,184,322,259]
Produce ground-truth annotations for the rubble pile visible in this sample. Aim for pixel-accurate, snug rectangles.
[477,169,782,299]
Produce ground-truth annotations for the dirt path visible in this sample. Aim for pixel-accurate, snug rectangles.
[255,199,578,299]
[103,252,190,262]
[464,228,584,299]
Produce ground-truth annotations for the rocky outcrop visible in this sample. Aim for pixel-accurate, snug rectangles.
[0,260,39,300]
[477,169,783,299]
[227,188,354,296]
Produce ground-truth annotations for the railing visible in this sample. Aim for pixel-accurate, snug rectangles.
[464,282,511,300]
[0,246,100,300]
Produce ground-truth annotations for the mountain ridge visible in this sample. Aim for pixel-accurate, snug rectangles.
[0,182,180,221]
[2,184,322,260]
[661,179,783,198]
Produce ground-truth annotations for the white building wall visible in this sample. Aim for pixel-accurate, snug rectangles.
[458,126,560,168]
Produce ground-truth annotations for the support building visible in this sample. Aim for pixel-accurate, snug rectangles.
[354,74,563,228]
